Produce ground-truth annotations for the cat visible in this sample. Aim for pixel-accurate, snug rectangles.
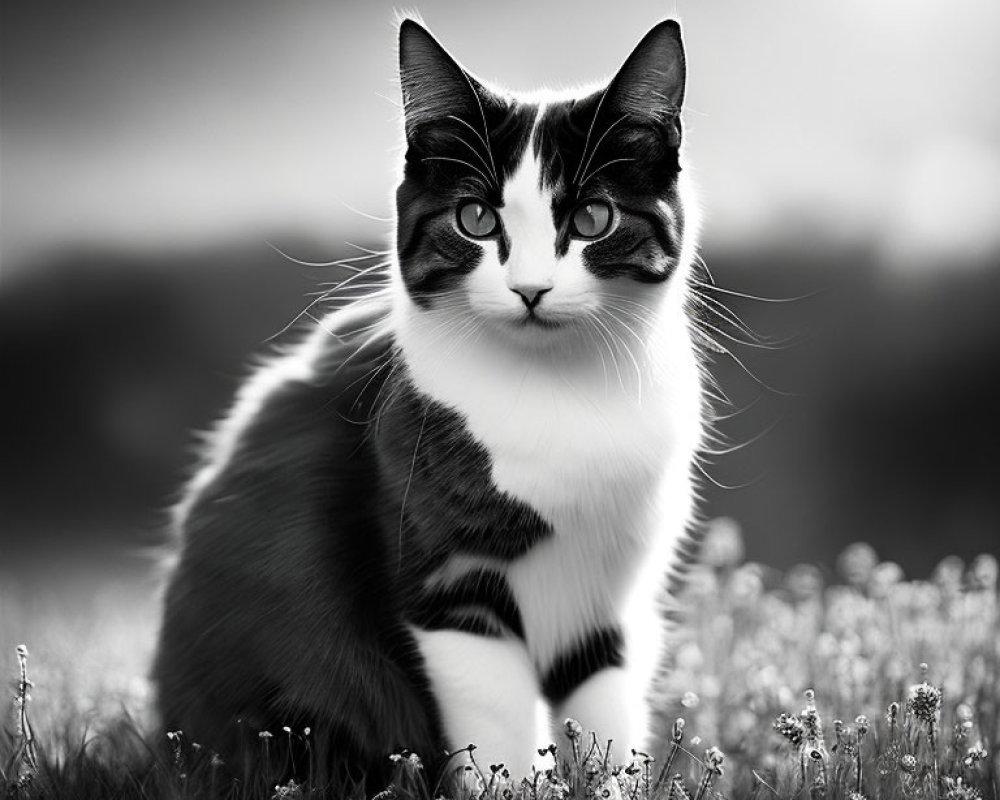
[154,15,703,789]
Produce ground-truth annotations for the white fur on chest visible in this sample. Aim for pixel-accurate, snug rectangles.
[395,294,702,666]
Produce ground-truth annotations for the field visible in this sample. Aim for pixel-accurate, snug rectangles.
[1,523,997,800]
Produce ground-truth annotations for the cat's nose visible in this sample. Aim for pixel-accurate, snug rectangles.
[511,286,552,310]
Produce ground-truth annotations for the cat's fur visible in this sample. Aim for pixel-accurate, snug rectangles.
[154,17,703,788]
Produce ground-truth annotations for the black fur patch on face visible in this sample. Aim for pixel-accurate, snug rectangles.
[533,97,684,283]
[395,102,536,307]
[540,626,625,705]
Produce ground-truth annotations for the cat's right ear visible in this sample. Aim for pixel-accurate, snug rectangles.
[398,19,489,143]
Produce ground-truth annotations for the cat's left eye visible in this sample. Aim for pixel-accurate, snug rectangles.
[457,201,500,238]
[570,200,613,239]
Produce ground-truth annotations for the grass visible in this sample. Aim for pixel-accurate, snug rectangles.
[1,523,997,799]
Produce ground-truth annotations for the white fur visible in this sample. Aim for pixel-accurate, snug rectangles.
[393,144,702,757]
[551,667,643,762]
[412,628,551,776]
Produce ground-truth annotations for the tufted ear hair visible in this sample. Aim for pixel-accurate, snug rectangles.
[398,19,494,144]
[601,20,686,144]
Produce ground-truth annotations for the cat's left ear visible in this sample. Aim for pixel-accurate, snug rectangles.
[602,20,686,144]
[398,19,493,144]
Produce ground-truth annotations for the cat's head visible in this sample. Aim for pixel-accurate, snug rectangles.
[393,18,695,357]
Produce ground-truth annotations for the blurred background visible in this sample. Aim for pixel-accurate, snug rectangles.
[2,0,999,587]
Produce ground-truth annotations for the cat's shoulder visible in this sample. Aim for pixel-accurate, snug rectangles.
[175,295,394,526]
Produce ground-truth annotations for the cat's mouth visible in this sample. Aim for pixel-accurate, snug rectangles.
[517,311,564,330]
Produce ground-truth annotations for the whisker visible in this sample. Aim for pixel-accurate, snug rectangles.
[344,241,393,257]
[579,157,637,192]
[398,406,430,573]
[442,130,496,184]
[693,459,767,492]
[692,317,792,351]
[694,281,822,304]
[454,77,500,189]
[573,83,614,187]
[710,394,764,422]
[589,312,633,400]
[265,241,371,272]
[333,195,393,224]
[575,114,630,195]
[691,328,799,397]
[691,291,775,344]
[699,417,781,457]
[421,156,493,186]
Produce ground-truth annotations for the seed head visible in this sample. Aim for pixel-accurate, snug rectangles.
[964,743,988,768]
[941,776,982,800]
[704,746,725,775]
[906,682,942,725]
[899,754,917,774]
[774,713,805,747]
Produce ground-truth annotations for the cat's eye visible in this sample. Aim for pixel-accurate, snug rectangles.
[570,200,613,239]
[457,201,500,238]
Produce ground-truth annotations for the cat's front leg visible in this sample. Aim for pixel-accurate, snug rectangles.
[413,628,546,780]
[542,626,650,764]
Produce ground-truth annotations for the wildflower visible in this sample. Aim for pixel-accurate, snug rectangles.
[964,743,988,768]
[933,556,964,593]
[899,754,917,774]
[774,713,805,747]
[837,543,878,587]
[786,564,824,602]
[564,718,583,740]
[668,774,692,800]
[833,720,845,751]
[729,563,764,602]
[595,774,624,800]
[941,776,982,800]
[869,561,904,597]
[681,691,699,708]
[906,682,942,725]
[885,702,900,733]
[855,715,869,737]
[970,554,998,591]
[272,779,304,799]
[800,690,825,751]
[704,747,724,775]
[700,517,744,569]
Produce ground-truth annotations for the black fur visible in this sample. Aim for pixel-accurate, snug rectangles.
[540,627,626,705]
[410,569,525,638]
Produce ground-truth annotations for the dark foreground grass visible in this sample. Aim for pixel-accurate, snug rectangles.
[2,527,997,799]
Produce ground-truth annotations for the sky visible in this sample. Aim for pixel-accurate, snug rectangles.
[3,0,1000,273]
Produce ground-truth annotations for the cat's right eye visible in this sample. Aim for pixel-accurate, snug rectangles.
[457,201,500,238]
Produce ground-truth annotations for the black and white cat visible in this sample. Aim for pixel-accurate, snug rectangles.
[154,16,703,787]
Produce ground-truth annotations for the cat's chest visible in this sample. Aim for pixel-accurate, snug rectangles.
[400,348,679,517]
